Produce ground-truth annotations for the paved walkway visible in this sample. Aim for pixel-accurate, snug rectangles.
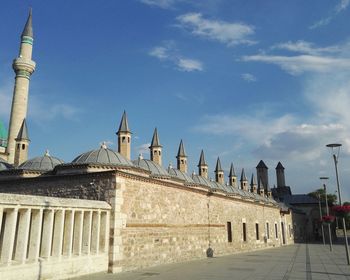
[74,243,350,280]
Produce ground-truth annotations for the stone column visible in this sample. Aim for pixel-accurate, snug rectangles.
[40,209,54,258]
[82,211,92,254]
[63,210,74,257]
[52,210,65,257]
[28,209,43,261]
[73,211,83,256]
[91,211,101,254]
[14,209,31,263]
[0,208,18,264]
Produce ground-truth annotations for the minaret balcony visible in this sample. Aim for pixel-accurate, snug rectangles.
[12,57,36,75]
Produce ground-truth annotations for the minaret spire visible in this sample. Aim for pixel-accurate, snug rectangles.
[149,128,162,165]
[176,139,187,173]
[22,8,33,38]
[117,111,132,160]
[6,9,36,164]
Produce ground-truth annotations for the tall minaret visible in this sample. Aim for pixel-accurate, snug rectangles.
[198,150,208,179]
[149,128,162,166]
[176,139,187,173]
[7,9,36,164]
[117,111,132,160]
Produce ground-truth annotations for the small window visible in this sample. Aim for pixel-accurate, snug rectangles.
[227,222,232,243]
[266,222,270,239]
[128,137,130,143]
[289,224,292,237]
[159,151,161,156]
[275,223,278,239]
[154,151,157,155]
[181,160,184,164]
[243,223,247,242]
[22,144,25,150]
[122,136,126,143]
[255,223,259,240]
[17,143,20,149]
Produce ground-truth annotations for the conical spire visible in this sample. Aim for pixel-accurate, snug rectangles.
[256,160,268,169]
[117,111,131,134]
[16,119,29,140]
[22,8,33,38]
[276,161,284,170]
[198,150,207,166]
[176,139,186,158]
[250,173,257,186]
[229,163,236,177]
[150,128,161,147]
[240,168,247,181]
[214,157,223,172]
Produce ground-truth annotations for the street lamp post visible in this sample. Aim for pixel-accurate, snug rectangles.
[326,143,350,265]
[318,193,326,245]
[320,177,332,251]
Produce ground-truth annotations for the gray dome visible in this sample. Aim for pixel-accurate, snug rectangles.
[72,146,133,167]
[133,157,169,177]
[0,159,13,171]
[20,151,64,171]
[168,167,194,183]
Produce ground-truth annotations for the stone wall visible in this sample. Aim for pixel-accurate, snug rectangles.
[0,171,116,201]
[115,176,294,271]
[0,170,295,273]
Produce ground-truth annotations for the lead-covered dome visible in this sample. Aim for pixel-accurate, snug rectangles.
[19,150,64,171]
[133,155,170,178]
[72,144,133,167]
[168,165,195,184]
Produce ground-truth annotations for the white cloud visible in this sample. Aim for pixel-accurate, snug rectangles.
[149,46,169,60]
[29,94,81,123]
[140,0,177,9]
[149,42,204,72]
[271,40,343,55]
[177,58,203,72]
[176,13,255,46]
[242,54,350,75]
[241,73,257,82]
[310,0,349,29]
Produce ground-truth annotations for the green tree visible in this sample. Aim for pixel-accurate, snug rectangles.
[308,188,337,206]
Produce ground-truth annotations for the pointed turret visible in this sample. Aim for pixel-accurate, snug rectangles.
[117,111,132,160]
[250,173,257,193]
[228,163,237,187]
[258,177,265,196]
[14,119,30,167]
[214,157,224,184]
[21,8,33,38]
[150,128,162,165]
[197,150,208,179]
[6,9,36,164]
[240,168,248,191]
[176,139,187,173]
[276,161,286,188]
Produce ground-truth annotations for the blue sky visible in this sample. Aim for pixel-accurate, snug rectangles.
[1,0,350,200]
